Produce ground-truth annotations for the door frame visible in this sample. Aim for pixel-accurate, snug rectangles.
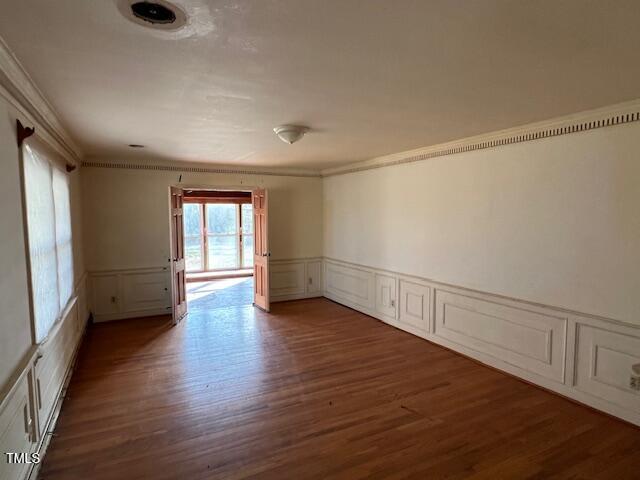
[167,183,266,316]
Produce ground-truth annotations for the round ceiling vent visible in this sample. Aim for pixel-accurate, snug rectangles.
[118,0,187,31]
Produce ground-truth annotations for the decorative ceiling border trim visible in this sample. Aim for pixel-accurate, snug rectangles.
[321,100,640,177]
[81,160,322,178]
[0,35,82,164]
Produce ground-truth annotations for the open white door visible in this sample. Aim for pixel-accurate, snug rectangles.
[252,188,269,311]
[170,186,187,324]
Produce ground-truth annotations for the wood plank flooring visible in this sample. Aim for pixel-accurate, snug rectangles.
[39,298,639,479]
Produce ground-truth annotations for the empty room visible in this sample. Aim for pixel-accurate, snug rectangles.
[1,1,639,479]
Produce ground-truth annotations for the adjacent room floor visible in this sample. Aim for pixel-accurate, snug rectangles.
[186,277,254,313]
[39,299,639,480]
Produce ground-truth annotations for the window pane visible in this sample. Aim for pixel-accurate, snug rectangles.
[185,236,203,271]
[206,204,237,234]
[241,203,253,234]
[208,235,238,269]
[52,168,73,310]
[24,144,59,343]
[183,204,201,236]
[242,234,254,268]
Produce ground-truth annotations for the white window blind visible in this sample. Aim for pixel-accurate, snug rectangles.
[23,143,73,342]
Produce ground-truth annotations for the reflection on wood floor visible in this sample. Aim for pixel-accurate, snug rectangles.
[187,277,254,312]
[39,298,640,479]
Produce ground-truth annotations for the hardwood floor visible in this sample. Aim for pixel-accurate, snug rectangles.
[39,298,639,479]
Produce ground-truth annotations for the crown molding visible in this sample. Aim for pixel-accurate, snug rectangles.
[82,157,322,178]
[321,99,640,177]
[0,34,82,164]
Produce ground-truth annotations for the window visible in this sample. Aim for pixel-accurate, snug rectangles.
[206,204,238,269]
[183,203,203,271]
[23,143,74,343]
[241,203,254,268]
[183,201,253,272]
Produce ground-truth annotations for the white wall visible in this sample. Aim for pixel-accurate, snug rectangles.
[81,163,323,271]
[323,122,640,325]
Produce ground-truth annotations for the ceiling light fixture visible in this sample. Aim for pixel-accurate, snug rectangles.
[118,0,187,30]
[273,125,310,145]
[131,1,176,24]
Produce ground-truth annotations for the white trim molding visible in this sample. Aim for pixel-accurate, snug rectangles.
[322,99,640,177]
[322,257,640,426]
[82,158,322,178]
[0,35,82,164]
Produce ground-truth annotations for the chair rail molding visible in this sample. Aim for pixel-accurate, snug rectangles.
[0,35,82,164]
[321,257,640,427]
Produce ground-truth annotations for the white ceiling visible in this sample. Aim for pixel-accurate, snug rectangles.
[1,1,640,171]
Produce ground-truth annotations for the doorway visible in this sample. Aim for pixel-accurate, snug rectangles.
[168,187,270,323]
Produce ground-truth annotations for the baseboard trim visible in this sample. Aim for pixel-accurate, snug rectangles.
[93,308,171,323]
[272,292,323,303]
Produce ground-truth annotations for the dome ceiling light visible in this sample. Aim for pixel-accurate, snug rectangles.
[273,125,310,145]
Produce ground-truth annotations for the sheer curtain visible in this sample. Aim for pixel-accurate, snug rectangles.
[23,143,73,343]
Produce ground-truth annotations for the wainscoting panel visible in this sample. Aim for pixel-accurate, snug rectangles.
[324,261,375,312]
[398,278,431,335]
[574,322,640,414]
[91,274,119,316]
[0,273,90,480]
[435,290,567,383]
[121,271,170,313]
[270,262,306,297]
[89,267,171,322]
[306,260,323,295]
[0,365,37,480]
[35,299,79,436]
[270,258,324,302]
[375,274,397,323]
[321,257,640,426]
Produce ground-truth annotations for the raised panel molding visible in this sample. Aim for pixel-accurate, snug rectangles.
[375,274,397,322]
[306,260,322,295]
[270,262,305,297]
[121,272,170,312]
[0,372,35,480]
[89,267,171,322]
[324,261,375,311]
[398,279,431,335]
[435,290,567,383]
[321,257,640,426]
[574,323,640,414]
[269,258,324,302]
[91,275,119,315]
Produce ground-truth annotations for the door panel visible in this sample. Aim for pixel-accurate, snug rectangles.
[252,188,269,311]
[170,187,187,323]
